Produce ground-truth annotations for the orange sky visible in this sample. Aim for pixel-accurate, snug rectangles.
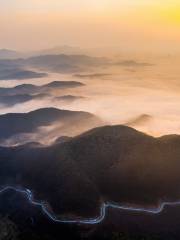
[0,0,180,52]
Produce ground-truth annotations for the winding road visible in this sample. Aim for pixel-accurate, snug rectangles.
[0,186,180,225]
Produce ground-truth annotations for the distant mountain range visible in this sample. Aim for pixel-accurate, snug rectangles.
[0,94,85,107]
[0,46,86,59]
[55,95,85,103]
[0,80,85,107]
[0,50,153,79]
[0,81,84,96]
[0,93,49,107]
[115,60,153,67]
[0,49,22,59]
[74,73,112,79]
[37,45,85,56]
[0,68,47,80]
[0,54,109,78]
[0,107,103,145]
[125,114,152,126]
[25,54,109,73]
[0,125,180,220]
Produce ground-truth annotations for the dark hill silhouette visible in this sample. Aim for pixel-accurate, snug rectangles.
[44,80,84,88]
[125,114,152,126]
[0,49,21,59]
[0,93,48,107]
[0,94,84,107]
[74,73,111,79]
[0,81,84,96]
[54,136,72,144]
[0,125,180,219]
[0,54,109,75]
[21,54,108,73]
[55,95,85,103]
[0,68,47,80]
[0,108,102,143]
[115,60,153,67]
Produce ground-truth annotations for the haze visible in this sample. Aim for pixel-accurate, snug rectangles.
[0,0,180,52]
[0,0,180,140]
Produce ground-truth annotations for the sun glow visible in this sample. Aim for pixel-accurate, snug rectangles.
[0,0,180,50]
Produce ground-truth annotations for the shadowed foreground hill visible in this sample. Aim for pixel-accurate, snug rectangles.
[0,125,180,219]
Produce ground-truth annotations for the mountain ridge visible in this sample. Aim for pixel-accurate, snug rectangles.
[0,125,180,219]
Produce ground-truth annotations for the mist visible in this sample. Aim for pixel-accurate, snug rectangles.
[0,54,179,141]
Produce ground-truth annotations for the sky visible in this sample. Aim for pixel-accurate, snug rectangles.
[0,0,180,52]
